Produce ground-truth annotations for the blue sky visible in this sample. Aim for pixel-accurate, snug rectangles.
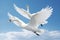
[0,0,60,40]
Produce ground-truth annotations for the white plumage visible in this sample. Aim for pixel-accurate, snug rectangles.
[8,4,53,36]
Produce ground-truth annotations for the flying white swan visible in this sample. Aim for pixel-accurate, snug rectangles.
[8,4,53,36]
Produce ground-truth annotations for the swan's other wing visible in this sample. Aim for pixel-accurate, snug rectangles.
[14,4,32,20]
[29,6,53,28]
[8,12,26,27]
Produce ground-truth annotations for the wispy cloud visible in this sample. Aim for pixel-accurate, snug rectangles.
[0,29,60,40]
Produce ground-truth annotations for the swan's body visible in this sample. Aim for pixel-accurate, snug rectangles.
[8,4,53,36]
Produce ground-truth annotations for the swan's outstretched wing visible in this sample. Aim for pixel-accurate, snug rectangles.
[8,12,26,27]
[14,4,32,20]
[29,6,53,28]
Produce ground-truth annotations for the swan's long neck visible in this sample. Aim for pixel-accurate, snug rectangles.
[9,16,27,28]
[20,23,27,28]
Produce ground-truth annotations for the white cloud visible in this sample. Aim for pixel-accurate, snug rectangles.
[0,29,60,40]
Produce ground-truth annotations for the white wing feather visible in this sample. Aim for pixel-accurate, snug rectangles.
[14,4,32,20]
[29,6,53,28]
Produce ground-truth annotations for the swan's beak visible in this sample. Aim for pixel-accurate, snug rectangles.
[8,19,12,23]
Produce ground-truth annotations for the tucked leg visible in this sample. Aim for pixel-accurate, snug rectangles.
[41,24,43,27]
[34,32,40,36]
